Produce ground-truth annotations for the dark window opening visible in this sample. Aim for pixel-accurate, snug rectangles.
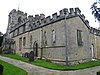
[77,30,83,46]
[23,37,26,46]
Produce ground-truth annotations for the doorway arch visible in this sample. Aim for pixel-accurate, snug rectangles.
[33,41,38,57]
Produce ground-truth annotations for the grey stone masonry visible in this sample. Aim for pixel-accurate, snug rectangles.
[0,56,100,75]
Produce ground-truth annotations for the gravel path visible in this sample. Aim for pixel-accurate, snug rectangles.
[0,56,73,75]
[0,56,100,75]
[0,56,49,75]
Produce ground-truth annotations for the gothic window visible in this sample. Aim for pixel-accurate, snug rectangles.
[30,35,32,48]
[52,30,56,43]
[44,31,47,46]
[77,30,83,46]
[23,37,26,46]
[19,37,22,51]
[33,41,38,57]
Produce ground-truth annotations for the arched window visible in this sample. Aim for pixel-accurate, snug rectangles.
[44,31,47,46]
[19,37,22,51]
[23,37,26,46]
[77,30,83,46]
[33,41,38,57]
[91,44,95,59]
[52,30,56,43]
[30,35,32,48]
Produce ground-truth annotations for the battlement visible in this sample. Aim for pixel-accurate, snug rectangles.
[26,7,81,24]
[9,9,27,16]
[26,7,83,30]
[69,8,75,15]
[9,7,86,32]
[90,27,100,36]
[9,7,100,36]
[9,9,16,14]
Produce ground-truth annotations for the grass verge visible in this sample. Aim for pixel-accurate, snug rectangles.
[0,54,28,62]
[1,54,100,70]
[0,59,27,75]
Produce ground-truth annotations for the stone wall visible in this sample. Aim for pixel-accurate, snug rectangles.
[29,28,42,56]
[6,7,100,65]
[89,33,97,59]
[13,32,30,55]
[42,20,66,62]
[96,35,100,59]
[66,17,91,64]
[13,15,100,65]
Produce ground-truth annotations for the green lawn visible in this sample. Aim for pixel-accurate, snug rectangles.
[0,54,28,62]
[0,59,27,75]
[1,54,100,70]
[30,59,100,70]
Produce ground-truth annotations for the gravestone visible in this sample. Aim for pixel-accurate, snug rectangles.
[29,51,34,61]
[97,71,100,75]
[24,52,29,58]
[0,64,3,75]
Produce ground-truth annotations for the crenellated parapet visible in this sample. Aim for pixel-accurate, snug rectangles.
[27,7,88,30]
[9,7,89,33]
[27,7,81,24]
[28,14,45,21]
[90,27,100,36]
[69,8,75,15]
[46,16,51,23]
[28,15,34,22]
[10,7,88,32]
[9,7,100,37]
[75,8,81,15]
[52,12,58,20]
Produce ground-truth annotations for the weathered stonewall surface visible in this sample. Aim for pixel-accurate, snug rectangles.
[0,56,100,75]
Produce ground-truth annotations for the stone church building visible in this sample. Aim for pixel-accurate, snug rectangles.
[3,7,100,65]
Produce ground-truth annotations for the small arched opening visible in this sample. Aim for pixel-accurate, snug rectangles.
[33,41,38,57]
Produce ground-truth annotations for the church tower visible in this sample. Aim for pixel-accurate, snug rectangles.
[6,9,27,38]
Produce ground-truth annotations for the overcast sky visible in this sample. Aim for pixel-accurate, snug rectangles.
[0,0,100,34]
